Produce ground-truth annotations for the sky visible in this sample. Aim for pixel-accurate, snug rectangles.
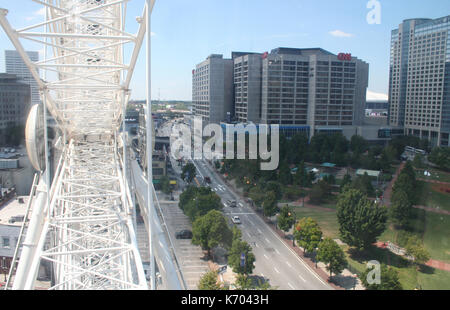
[0,0,449,101]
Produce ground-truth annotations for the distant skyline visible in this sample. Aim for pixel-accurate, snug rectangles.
[0,0,449,101]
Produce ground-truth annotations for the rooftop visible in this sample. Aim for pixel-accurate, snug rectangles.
[0,196,29,227]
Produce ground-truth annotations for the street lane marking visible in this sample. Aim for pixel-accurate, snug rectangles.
[265,238,270,244]
[274,267,280,274]
[263,254,269,260]
[257,228,262,234]
[238,203,243,207]
[275,249,280,255]
[298,274,306,282]
[286,261,292,268]
[288,282,295,290]
[254,243,259,248]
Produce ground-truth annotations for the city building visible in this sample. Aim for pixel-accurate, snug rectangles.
[0,73,31,144]
[5,50,40,107]
[389,16,450,146]
[192,54,234,125]
[260,48,369,140]
[233,53,262,123]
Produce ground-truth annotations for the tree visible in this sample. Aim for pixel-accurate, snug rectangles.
[277,206,295,234]
[228,238,256,275]
[294,217,323,254]
[192,210,233,258]
[405,236,431,270]
[294,161,310,187]
[262,190,278,217]
[160,176,172,195]
[317,238,347,278]
[180,187,222,222]
[340,174,352,192]
[390,189,412,227]
[352,173,375,197]
[249,186,265,209]
[392,171,416,205]
[235,274,253,290]
[278,161,293,185]
[429,147,450,171]
[264,181,282,201]
[181,162,197,183]
[360,264,402,290]
[412,154,425,169]
[309,180,331,205]
[336,189,388,251]
[350,135,368,155]
[198,270,222,290]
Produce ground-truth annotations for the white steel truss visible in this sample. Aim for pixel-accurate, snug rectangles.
[0,0,157,289]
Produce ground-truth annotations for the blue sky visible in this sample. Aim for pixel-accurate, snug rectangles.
[0,0,449,101]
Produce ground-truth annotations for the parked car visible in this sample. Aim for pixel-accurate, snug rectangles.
[175,230,193,239]
[231,216,241,224]
[204,176,211,184]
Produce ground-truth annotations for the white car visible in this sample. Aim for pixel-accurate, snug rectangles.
[231,216,241,224]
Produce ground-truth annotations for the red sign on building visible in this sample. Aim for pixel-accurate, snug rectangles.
[338,53,352,61]
[262,52,269,59]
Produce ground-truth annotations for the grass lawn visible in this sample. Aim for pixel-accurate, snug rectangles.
[415,168,450,183]
[416,181,450,212]
[342,244,450,290]
[291,206,339,239]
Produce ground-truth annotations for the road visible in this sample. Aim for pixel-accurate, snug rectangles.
[190,158,331,290]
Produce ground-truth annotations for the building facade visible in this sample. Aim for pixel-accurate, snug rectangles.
[5,50,40,107]
[0,74,31,144]
[192,54,234,125]
[233,53,262,123]
[389,16,450,146]
[261,48,369,139]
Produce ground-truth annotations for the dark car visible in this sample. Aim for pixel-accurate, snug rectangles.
[204,176,211,184]
[175,230,193,239]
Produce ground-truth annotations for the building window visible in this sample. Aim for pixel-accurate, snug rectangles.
[3,237,10,248]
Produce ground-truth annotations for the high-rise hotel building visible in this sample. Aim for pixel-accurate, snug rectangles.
[5,50,40,107]
[260,48,369,138]
[389,16,450,146]
[192,54,234,125]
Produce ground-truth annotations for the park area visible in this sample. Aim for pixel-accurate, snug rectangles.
[285,168,450,290]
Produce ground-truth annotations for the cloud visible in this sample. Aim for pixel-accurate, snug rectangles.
[35,7,46,17]
[367,90,388,101]
[329,30,354,38]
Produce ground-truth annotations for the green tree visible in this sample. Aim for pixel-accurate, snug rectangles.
[181,162,197,183]
[340,174,352,192]
[392,172,416,205]
[317,238,347,278]
[192,210,233,258]
[390,189,412,227]
[228,238,256,275]
[235,274,253,290]
[180,187,223,222]
[277,205,295,234]
[412,154,425,169]
[294,217,323,254]
[405,236,431,270]
[249,186,265,209]
[198,270,222,290]
[360,264,402,290]
[160,176,172,195]
[429,147,450,170]
[350,135,368,155]
[309,180,331,205]
[336,189,388,251]
[262,190,278,217]
[264,181,282,201]
[278,161,293,185]
[352,173,375,197]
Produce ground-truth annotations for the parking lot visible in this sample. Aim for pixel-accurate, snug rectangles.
[157,192,210,290]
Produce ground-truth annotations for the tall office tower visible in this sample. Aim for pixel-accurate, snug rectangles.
[261,48,369,139]
[192,54,234,125]
[389,16,450,147]
[233,53,262,123]
[0,74,31,144]
[5,50,40,107]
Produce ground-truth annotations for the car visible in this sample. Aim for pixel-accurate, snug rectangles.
[204,176,211,184]
[227,200,237,208]
[175,230,193,239]
[231,216,241,224]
